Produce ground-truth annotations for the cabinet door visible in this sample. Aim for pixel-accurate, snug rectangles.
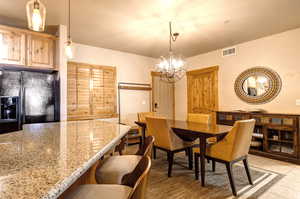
[0,28,26,65]
[27,34,55,69]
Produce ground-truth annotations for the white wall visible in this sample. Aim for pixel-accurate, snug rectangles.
[56,25,68,121]
[67,43,156,122]
[175,28,300,120]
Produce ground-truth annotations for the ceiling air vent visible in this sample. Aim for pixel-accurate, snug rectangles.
[222,47,236,57]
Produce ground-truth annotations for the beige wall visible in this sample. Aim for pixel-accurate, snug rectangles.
[68,43,156,122]
[56,25,68,121]
[175,28,300,120]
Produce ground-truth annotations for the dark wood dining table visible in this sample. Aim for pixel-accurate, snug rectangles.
[135,120,232,186]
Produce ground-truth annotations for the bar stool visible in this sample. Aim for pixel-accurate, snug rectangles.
[65,155,151,199]
[95,136,154,184]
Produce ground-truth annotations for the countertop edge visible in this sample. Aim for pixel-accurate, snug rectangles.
[42,125,131,199]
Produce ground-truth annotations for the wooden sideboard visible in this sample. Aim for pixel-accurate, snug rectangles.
[217,111,300,164]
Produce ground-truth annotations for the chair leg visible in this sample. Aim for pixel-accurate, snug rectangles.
[212,160,216,172]
[243,158,253,185]
[153,146,157,159]
[167,151,174,177]
[185,149,189,156]
[194,153,199,180]
[226,162,237,196]
[187,147,193,170]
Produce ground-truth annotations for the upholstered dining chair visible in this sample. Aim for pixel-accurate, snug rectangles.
[137,112,156,123]
[66,155,151,199]
[96,136,154,184]
[146,117,194,177]
[187,113,217,144]
[193,119,255,196]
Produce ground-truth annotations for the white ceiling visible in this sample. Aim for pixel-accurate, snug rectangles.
[1,0,300,58]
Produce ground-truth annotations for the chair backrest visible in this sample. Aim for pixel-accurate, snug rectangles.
[121,156,151,199]
[224,119,255,160]
[187,113,211,124]
[135,136,155,157]
[145,117,173,150]
[137,112,155,123]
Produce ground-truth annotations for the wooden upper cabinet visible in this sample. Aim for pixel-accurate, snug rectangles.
[0,28,26,65]
[0,24,56,70]
[27,34,55,69]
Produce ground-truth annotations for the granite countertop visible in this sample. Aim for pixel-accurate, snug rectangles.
[0,120,130,199]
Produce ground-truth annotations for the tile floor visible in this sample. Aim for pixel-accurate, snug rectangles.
[247,155,300,199]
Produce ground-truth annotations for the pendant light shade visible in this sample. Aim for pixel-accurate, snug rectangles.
[26,0,46,32]
[65,39,73,59]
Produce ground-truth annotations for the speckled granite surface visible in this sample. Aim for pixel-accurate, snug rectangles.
[0,120,130,199]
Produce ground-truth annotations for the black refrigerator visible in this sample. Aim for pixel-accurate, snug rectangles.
[0,69,60,133]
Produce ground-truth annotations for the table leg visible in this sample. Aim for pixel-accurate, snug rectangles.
[199,137,206,186]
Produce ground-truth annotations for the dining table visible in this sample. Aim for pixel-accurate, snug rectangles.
[135,119,232,186]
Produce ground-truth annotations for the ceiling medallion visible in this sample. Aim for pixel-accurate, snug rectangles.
[156,22,186,83]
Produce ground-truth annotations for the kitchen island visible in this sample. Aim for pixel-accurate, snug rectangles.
[0,120,130,199]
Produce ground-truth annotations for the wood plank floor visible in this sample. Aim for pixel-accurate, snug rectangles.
[125,145,300,198]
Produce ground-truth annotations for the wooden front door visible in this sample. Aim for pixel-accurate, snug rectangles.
[187,66,219,124]
[152,72,175,120]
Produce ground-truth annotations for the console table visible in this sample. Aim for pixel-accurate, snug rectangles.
[217,111,300,164]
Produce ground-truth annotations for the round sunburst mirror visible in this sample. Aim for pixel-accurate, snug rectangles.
[234,67,282,104]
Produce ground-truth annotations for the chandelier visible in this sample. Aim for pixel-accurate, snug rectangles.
[156,22,186,83]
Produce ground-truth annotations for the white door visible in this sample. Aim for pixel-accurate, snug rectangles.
[152,75,174,119]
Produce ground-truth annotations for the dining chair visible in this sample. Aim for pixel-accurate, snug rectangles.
[66,155,151,199]
[146,117,194,177]
[187,113,217,143]
[193,119,255,196]
[96,136,154,184]
[137,112,156,123]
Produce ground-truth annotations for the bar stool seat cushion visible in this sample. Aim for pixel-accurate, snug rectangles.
[96,155,142,184]
[65,184,132,199]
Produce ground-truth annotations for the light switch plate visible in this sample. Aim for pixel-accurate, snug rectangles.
[296,99,300,106]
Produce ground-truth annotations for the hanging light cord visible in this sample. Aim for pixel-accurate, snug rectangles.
[169,22,179,52]
[68,0,71,39]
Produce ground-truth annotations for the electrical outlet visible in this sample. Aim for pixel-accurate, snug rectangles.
[296,99,300,106]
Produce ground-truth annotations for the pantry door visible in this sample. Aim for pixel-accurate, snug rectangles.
[152,72,175,120]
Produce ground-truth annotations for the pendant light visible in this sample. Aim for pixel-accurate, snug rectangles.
[65,0,74,59]
[26,0,46,32]
[156,22,186,83]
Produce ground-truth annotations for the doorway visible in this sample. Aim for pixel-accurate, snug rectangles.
[187,66,219,124]
[151,72,175,119]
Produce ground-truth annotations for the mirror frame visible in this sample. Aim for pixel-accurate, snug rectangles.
[234,67,282,104]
